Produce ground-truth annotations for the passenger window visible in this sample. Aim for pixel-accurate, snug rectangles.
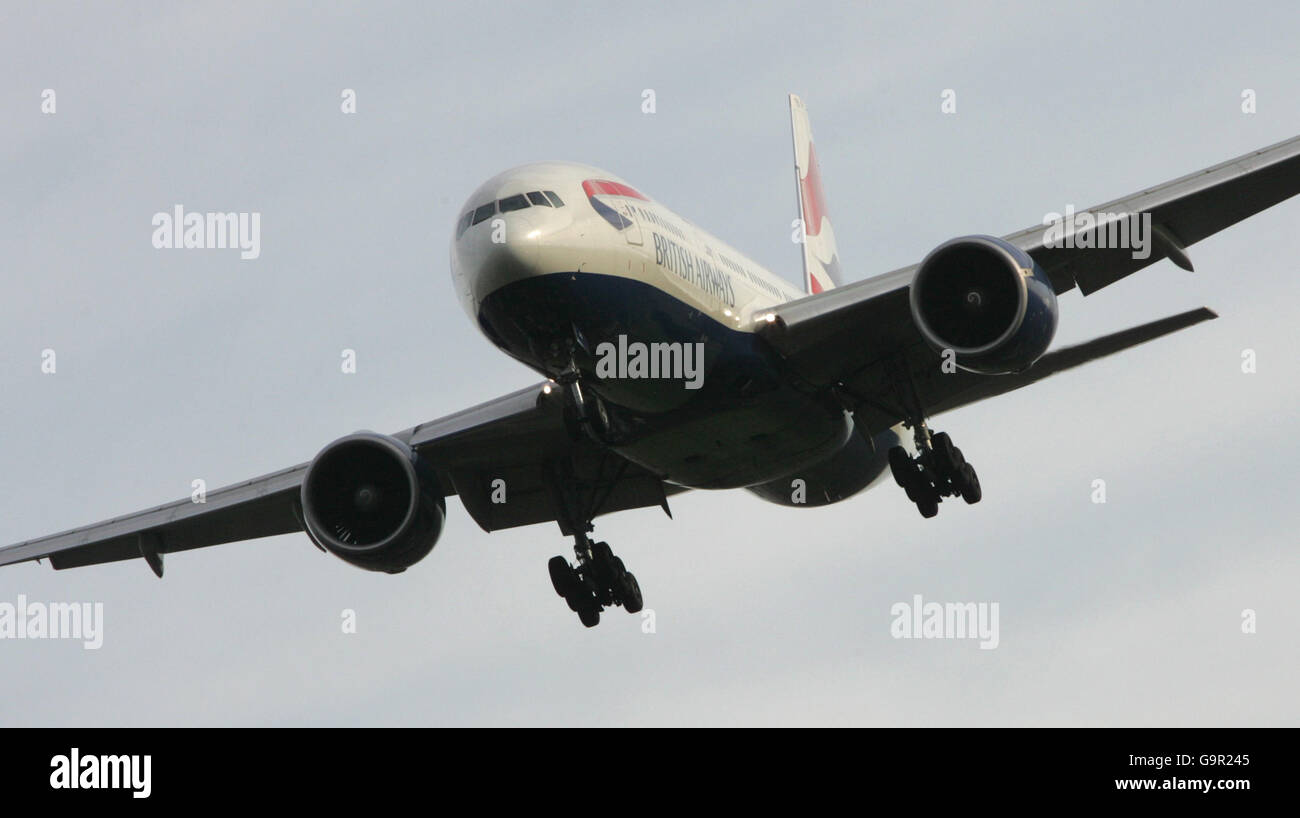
[498,194,529,213]
[472,202,497,225]
[527,191,552,207]
[456,211,473,237]
[544,190,564,207]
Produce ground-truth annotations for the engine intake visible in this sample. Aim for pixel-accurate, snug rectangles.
[909,235,1058,374]
[300,432,446,573]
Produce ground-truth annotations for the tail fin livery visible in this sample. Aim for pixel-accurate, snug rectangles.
[790,93,842,295]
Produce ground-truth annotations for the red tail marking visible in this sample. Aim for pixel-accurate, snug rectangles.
[800,144,828,238]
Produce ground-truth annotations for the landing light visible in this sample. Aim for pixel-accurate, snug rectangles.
[526,230,541,239]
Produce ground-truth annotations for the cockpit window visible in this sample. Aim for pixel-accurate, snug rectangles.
[498,194,529,213]
[462,190,560,234]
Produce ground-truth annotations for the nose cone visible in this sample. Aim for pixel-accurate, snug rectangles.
[449,161,630,326]
[450,165,574,325]
[451,209,542,321]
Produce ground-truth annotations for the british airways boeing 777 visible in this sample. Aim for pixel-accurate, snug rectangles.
[4,95,1298,627]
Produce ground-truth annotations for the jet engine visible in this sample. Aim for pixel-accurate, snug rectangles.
[300,432,446,573]
[909,235,1058,374]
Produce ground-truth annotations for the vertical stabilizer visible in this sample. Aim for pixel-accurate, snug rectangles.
[790,93,842,294]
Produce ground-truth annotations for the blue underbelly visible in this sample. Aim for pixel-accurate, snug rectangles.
[476,271,850,488]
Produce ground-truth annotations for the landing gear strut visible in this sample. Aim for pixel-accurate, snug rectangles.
[556,346,612,444]
[548,529,643,628]
[547,350,644,626]
[884,362,982,518]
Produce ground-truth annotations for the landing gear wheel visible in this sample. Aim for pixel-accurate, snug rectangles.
[888,446,912,488]
[958,463,982,504]
[565,586,596,612]
[916,490,939,519]
[903,476,921,503]
[578,607,600,628]
[619,572,644,614]
[548,556,576,598]
[931,432,964,477]
[590,541,623,591]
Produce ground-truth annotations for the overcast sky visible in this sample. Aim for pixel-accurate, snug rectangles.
[2,0,1297,726]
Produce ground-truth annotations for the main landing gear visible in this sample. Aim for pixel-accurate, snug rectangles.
[547,345,644,627]
[548,530,643,628]
[888,429,982,518]
[883,358,982,519]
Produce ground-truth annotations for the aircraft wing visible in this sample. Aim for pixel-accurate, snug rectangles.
[920,306,1217,418]
[1016,132,1300,295]
[759,133,1300,429]
[0,383,678,574]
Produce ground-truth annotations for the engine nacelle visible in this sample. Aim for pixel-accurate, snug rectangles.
[300,432,446,573]
[909,235,1058,374]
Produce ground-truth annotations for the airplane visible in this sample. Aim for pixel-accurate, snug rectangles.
[3,94,1298,628]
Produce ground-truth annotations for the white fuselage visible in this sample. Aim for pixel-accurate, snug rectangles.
[451,161,804,336]
[449,161,898,497]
